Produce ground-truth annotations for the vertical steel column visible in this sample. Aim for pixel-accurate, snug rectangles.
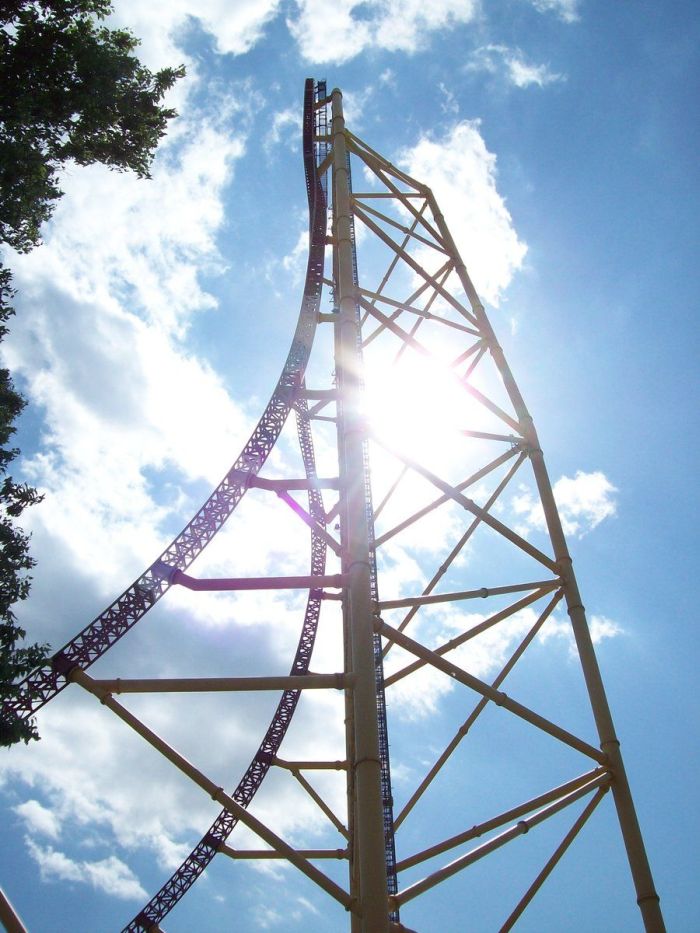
[332,87,390,933]
[426,191,665,933]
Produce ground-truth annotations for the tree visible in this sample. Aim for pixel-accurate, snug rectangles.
[1,0,185,253]
[0,270,47,746]
[0,0,184,746]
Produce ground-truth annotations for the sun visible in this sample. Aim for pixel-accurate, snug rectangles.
[362,347,480,471]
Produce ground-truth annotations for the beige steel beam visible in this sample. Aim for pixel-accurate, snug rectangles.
[349,192,424,199]
[384,586,559,687]
[394,590,563,830]
[275,489,342,555]
[374,446,522,550]
[289,768,350,839]
[396,767,608,870]
[417,177,666,933]
[346,137,447,248]
[376,618,605,764]
[371,436,557,572]
[358,200,433,335]
[499,789,608,933]
[90,674,351,693]
[373,463,409,522]
[70,667,354,912]
[359,258,450,336]
[379,580,557,611]
[381,462,541,663]
[351,197,449,254]
[359,287,480,337]
[220,845,348,860]
[331,87,390,932]
[395,775,611,907]
[274,757,348,770]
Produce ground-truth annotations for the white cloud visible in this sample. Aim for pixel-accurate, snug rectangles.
[540,613,623,658]
[264,107,300,153]
[288,0,479,64]
[26,839,147,901]
[40,101,247,336]
[512,470,617,538]
[14,800,61,839]
[385,608,538,721]
[398,121,528,305]
[0,88,259,597]
[341,85,376,127]
[281,228,309,285]
[438,81,460,115]
[528,0,581,24]
[110,0,283,70]
[468,45,564,88]
[5,296,253,594]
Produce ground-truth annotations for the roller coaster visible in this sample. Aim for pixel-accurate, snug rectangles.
[1,80,664,932]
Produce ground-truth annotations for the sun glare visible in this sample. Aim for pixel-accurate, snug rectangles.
[363,350,480,470]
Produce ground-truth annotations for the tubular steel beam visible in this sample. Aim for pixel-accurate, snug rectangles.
[290,769,350,839]
[70,667,353,912]
[374,446,522,550]
[274,757,348,770]
[228,470,339,490]
[164,567,345,591]
[332,86,391,933]
[393,590,564,832]
[418,185,665,932]
[384,586,557,687]
[370,436,557,572]
[378,580,558,611]
[396,767,608,871]
[381,452,533,665]
[275,490,343,555]
[499,789,608,933]
[376,618,605,764]
[220,845,348,860]
[396,774,611,907]
[91,674,351,693]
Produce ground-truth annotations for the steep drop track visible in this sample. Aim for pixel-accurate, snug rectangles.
[2,78,331,929]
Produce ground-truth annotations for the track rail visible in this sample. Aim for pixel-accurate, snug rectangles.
[1,79,328,732]
[125,392,328,931]
[124,83,332,929]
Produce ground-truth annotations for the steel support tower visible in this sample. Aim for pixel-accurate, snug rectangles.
[1,81,664,933]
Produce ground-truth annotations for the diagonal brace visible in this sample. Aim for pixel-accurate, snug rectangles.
[376,618,605,763]
[69,667,353,911]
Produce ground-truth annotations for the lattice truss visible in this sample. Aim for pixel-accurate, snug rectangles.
[0,82,663,933]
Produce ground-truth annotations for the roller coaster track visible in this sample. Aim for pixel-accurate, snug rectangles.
[1,79,665,933]
[124,392,329,932]
[1,79,328,725]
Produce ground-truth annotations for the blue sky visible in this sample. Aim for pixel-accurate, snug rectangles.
[1,1,698,931]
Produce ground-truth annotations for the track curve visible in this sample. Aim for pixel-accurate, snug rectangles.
[1,79,329,732]
[125,391,328,931]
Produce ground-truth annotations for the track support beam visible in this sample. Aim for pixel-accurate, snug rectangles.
[332,86,390,933]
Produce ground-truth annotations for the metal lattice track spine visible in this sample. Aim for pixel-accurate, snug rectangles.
[126,397,329,931]
[1,78,328,733]
[122,78,331,932]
